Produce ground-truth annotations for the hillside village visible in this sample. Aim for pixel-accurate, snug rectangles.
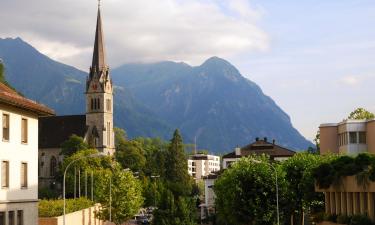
[1,2,375,225]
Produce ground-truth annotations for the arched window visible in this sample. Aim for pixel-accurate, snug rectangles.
[91,98,94,110]
[94,98,97,110]
[50,156,57,177]
[97,98,100,109]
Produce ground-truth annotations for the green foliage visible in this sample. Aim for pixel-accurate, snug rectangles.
[38,198,93,217]
[116,140,146,172]
[165,129,192,196]
[114,127,127,148]
[38,187,59,199]
[60,135,89,157]
[313,153,375,189]
[94,168,144,225]
[348,108,375,120]
[214,155,284,225]
[325,214,375,225]
[314,130,320,153]
[282,153,325,224]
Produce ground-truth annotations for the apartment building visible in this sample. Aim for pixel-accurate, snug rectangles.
[188,154,220,179]
[0,83,54,225]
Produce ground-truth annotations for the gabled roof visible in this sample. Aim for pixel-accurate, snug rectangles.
[223,139,296,159]
[0,83,54,116]
[39,115,87,149]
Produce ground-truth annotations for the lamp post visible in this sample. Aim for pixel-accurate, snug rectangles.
[250,159,279,225]
[63,152,106,225]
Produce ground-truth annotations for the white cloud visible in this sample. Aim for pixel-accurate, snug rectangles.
[0,0,269,69]
[340,75,360,86]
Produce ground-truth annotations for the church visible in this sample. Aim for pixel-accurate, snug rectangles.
[38,4,115,188]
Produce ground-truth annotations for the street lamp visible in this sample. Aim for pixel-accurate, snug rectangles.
[250,159,279,225]
[63,152,106,225]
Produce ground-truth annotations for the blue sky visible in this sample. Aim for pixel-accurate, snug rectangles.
[232,0,375,140]
[1,0,375,140]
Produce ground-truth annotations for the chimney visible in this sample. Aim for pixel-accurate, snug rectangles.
[272,139,275,145]
[235,146,241,156]
[255,137,259,142]
[264,137,268,142]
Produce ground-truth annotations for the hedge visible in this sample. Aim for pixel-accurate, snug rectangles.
[39,198,94,217]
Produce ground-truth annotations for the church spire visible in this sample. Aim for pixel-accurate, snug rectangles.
[91,4,106,74]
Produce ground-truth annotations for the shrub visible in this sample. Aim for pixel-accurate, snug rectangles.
[39,198,93,217]
[349,214,375,225]
[337,214,351,224]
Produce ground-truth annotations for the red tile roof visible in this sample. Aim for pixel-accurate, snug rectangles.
[0,83,54,116]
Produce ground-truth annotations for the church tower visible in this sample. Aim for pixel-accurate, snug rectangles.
[86,4,115,155]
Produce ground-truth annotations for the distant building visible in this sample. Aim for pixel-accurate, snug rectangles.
[201,172,220,221]
[38,5,116,189]
[222,137,296,169]
[0,82,54,225]
[188,154,220,180]
[318,119,375,220]
[320,119,375,155]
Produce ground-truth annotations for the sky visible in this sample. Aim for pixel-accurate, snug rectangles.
[1,0,375,141]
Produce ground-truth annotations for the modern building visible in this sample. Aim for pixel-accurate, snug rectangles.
[318,119,375,221]
[187,154,220,179]
[320,119,375,155]
[38,5,116,188]
[222,137,296,169]
[0,82,54,225]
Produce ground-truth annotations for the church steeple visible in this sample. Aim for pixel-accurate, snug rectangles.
[91,5,107,77]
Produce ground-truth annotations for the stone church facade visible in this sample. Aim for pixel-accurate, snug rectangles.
[38,6,115,188]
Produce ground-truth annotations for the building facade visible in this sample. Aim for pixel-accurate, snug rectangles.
[318,119,375,221]
[0,83,54,225]
[187,154,220,179]
[222,137,296,169]
[38,5,115,189]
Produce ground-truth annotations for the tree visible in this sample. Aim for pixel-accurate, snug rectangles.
[282,153,325,225]
[165,129,191,196]
[348,108,375,120]
[214,155,284,225]
[116,140,146,172]
[95,167,144,225]
[114,127,127,148]
[314,130,320,153]
[60,134,89,157]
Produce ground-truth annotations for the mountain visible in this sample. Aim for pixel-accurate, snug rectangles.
[0,37,172,139]
[112,58,312,151]
[0,37,312,152]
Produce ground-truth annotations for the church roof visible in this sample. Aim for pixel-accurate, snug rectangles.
[0,83,54,116]
[91,7,107,75]
[39,115,87,149]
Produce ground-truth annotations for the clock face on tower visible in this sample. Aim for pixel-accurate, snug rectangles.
[92,83,98,91]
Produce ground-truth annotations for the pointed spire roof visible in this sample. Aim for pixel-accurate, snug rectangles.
[91,6,106,72]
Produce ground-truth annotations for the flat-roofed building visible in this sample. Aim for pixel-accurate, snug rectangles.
[187,154,220,179]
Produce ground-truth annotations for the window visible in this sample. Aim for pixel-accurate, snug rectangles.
[94,98,97,110]
[107,122,110,146]
[91,98,94,110]
[349,132,357,144]
[0,212,4,225]
[1,161,9,188]
[8,211,14,225]
[359,132,366,144]
[50,157,57,177]
[21,163,27,188]
[97,98,100,109]
[2,114,9,141]
[21,118,27,143]
[106,99,111,112]
[17,210,23,225]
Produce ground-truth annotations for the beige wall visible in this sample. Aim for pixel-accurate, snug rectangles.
[39,205,103,225]
[367,121,375,154]
[320,126,338,155]
[0,201,38,225]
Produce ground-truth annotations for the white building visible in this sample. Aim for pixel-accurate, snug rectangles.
[188,154,220,179]
[0,82,54,225]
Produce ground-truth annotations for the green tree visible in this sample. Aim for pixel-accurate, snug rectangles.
[214,155,284,225]
[95,167,144,225]
[60,134,89,157]
[282,153,325,225]
[114,127,127,148]
[116,140,146,172]
[165,129,191,196]
[348,108,375,120]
